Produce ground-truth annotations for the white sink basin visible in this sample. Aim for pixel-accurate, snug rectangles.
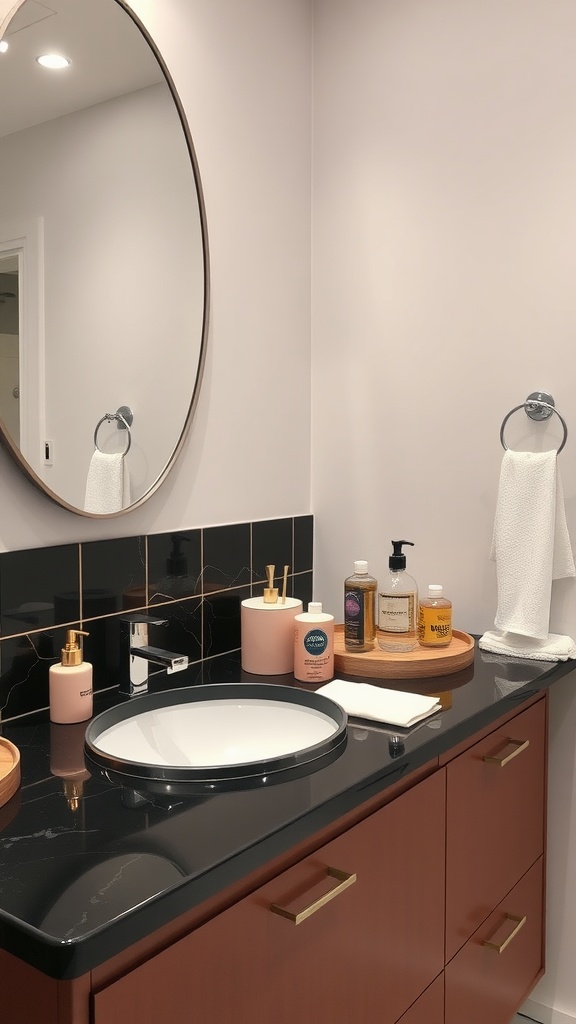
[85,683,347,790]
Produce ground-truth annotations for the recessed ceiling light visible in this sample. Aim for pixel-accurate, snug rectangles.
[36,53,71,70]
[0,40,8,54]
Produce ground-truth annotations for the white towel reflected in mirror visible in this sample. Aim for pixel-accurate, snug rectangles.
[84,451,131,514]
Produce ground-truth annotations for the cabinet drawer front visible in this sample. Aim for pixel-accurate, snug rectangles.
[445,697,546,960]
[396,974,444,1024]
[445,857,544,1024]
[93,770,446,1024]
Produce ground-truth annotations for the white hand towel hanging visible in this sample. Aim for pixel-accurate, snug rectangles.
[489,449,575,640]
[84,450,131,514]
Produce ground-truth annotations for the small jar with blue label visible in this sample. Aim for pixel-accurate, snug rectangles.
[294,602,334,683]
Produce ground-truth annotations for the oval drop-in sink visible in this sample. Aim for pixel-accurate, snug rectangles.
[85,684,347,790]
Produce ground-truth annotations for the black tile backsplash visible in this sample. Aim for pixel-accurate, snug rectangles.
[202,522,251,591]
[0,630,63,720]
[148,530,201,602]
[293,515,313,574]
[81,537,146,615]
[203,586,249,659]
[251,518,293,586]
[148,598,203,663]
[0,544,80,635]
[293,570,314,610]
[0,516,313,722]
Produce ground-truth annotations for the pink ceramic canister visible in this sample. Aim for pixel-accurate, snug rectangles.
[241,597,303,675]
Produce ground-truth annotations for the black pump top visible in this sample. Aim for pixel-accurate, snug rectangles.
[167,534,189,576]
[389,540,414,570]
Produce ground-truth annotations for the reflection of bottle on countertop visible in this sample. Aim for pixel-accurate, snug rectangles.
[344,561,377,652]
[294,602,334,683]
[377,541,418,653]
[50,721,91,811]
[49,629,93,724]
[418,585,452,648]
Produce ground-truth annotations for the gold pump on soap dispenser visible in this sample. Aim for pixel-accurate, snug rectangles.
[49,629,93,724]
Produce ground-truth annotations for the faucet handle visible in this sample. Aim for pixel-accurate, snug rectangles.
[120,613,169,653]
[120,613,168,626]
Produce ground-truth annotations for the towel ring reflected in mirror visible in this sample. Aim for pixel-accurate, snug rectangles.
[94,410,133,455]
[500,391,568,455]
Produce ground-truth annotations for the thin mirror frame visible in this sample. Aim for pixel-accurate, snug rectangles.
[0,0,210,518]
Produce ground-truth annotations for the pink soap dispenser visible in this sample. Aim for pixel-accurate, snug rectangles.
[49,629,93,724]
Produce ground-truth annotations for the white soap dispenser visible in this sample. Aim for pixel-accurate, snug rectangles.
[294,602,335,683]
[49,629,93,724]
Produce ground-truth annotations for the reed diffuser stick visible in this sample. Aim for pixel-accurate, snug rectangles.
[264,564,278,603]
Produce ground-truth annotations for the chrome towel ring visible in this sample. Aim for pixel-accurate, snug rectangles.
[94,406,133,454]
[500,391,567,455]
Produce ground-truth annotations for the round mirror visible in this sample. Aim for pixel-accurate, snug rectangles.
[0,0,209,516]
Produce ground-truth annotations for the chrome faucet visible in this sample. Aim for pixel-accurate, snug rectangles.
[119,614,189,696]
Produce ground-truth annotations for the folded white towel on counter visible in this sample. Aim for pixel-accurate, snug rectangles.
[479,629,576,662]
[490,450,575,640]
[84,450,131,514]
[316,679,441,728]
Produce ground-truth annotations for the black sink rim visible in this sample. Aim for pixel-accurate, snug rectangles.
[84,682,347,785]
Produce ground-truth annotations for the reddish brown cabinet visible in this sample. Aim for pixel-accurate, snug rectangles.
[445,698,547,962]
[396,975,444,1024]
[93,769,446,1024]
[445,857,544,1024]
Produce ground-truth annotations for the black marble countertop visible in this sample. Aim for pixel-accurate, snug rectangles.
[0,645,574,980]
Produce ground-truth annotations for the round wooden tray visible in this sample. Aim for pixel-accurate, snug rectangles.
[0,738,21,808]
[334,625,475,679]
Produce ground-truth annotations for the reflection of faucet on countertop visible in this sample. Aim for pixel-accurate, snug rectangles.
[119,614,189,697]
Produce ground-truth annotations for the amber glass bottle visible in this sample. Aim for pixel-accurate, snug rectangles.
[418,585,452,648]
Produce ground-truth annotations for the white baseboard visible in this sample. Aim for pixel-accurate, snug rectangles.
[522,996,576,1023]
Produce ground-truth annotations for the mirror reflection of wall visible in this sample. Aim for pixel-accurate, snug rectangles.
[0,255,19,446]
[0,0,208,516]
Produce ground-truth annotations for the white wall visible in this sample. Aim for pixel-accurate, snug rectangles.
[312,0,576,1018]
[0,0,312,546]
[312,0,576,636]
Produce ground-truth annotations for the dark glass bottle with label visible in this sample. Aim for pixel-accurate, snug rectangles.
[344,560,377,652]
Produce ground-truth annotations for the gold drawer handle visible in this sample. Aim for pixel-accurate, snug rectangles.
[270,868,357,925]
[483,738,529,767]
[482,913,527,953]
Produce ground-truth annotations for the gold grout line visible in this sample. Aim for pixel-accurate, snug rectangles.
[249,522,253,598]
[0,618,87,642]
[200,527,204,662]
[78,541,84,624]
[291,516,295,596]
